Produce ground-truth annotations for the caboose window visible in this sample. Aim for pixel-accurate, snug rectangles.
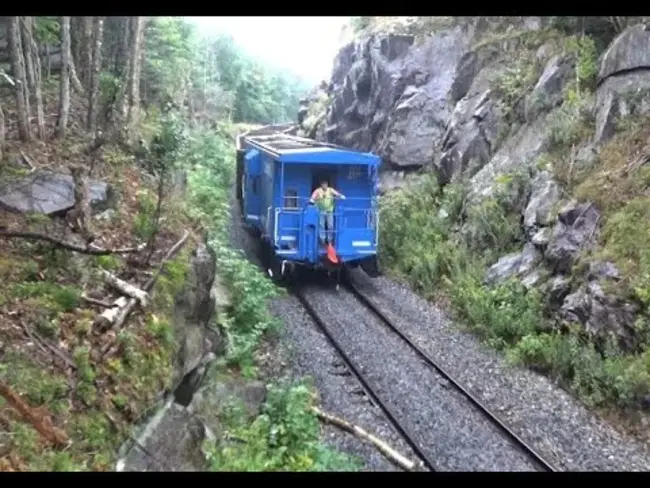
[252,176,260,195]
[284,189,298,209]
[348,165,362,180]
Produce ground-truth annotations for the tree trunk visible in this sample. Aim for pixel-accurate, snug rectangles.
[0,100,5,161]
[126,16,145,143]
[8,17,31,142]
[57,16,71,138]
[87,16,103,132]
[80,17,94,86]
[110,17,133,140]
[21,17,45,140]
[44,43,51,78]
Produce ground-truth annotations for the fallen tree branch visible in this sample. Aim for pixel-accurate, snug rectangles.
[81,294,113,308]
[101,270,150,308]
[99,230,190,355]
[0,230,145,255]
[0,380,69,446]
[310,406,417,471]
[93,296,129,331]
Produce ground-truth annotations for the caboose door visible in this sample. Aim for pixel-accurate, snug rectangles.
[244,149,263,223]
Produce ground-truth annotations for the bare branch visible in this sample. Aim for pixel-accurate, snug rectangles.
[0,230,145,255]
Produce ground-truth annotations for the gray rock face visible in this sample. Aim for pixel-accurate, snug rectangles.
[439,61,505,184]
[0,170,112,215]
[531,227,552,249]
[560,282,638,350]
[173,243,224,383]
[545,275,571,310]
[598,23,650,83]
[117,400,208,472]
[595,24,650,144]
[484,243,541,285]
[118,379,267,471]
[545,201,600,274]
[523,171,561,230]
[469,109,555,203]
[326,28,471,169]
[524,54,575,121]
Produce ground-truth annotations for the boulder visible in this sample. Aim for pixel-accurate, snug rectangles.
[523,171,561,230]
[484,243,541,285]
[524,54,575,121]
[531,227,553,249]
[0,170,112,215]
[173,243,224,384]
[545,201,600,274]
[560,282,638,350]
[326,28,471,169]
[594,24,650,144]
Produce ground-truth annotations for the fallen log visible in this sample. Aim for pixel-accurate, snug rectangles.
[0,230,145,255]
[311,406,417,472]
[99,231,190,355]
[0,380,69,446]
[81,294,113,308]
[93,296,129,331]
[101,270,150,308]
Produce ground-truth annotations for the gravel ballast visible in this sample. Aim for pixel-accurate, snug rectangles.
[348,268,650,471]
[303,284,540,471]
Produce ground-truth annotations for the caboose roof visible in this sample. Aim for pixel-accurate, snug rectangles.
[239,133,380,166]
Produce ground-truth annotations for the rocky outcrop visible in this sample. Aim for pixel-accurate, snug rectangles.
[116,241,246,471]
[594,23,650,144]
[545,201,600,274]
[0,170,113,215]
[117,378,266,471]
[325,28,472,169]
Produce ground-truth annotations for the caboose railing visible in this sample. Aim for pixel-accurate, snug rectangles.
[273,197,378,254]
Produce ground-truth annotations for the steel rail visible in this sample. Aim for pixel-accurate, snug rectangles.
[345,281,558,473]
[293,287,437,472]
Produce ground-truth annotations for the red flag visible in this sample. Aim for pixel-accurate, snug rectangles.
[326,243,338,263]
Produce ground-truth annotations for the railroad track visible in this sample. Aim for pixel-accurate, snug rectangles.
[293,278,558,472]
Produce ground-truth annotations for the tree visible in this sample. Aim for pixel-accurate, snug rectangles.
[57,16,71,138]
[87,17,104,132]
[8,17,32,141]
[21,17,45,140]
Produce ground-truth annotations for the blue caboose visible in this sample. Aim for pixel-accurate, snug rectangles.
[235,131,381,282]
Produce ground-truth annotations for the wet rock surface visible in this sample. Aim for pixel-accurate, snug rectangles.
[0,170,112,215]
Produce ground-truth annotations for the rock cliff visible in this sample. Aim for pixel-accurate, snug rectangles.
[299,17,650,377]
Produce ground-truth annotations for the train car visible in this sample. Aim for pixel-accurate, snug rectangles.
[235,129,381,283]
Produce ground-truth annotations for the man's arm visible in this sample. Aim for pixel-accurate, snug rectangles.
[331,188,346,199]
[309,189,320,204]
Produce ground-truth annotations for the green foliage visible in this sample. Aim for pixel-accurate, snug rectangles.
[143,17,195,107]
[12,282,81,313]
[132,189,157,240]
[93,255,121,271]
[545,87,595,153]
[490,57,539,127]
[600,198,650,306]
[565,35,598,92]
[350,16,373,33]
[33,17,60,44]
[378,169,650,409]
[195,34,309,124]
[183,125,279,374]
[207,382,359,471]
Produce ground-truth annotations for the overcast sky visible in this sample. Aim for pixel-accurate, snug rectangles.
[186,16,350,85]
